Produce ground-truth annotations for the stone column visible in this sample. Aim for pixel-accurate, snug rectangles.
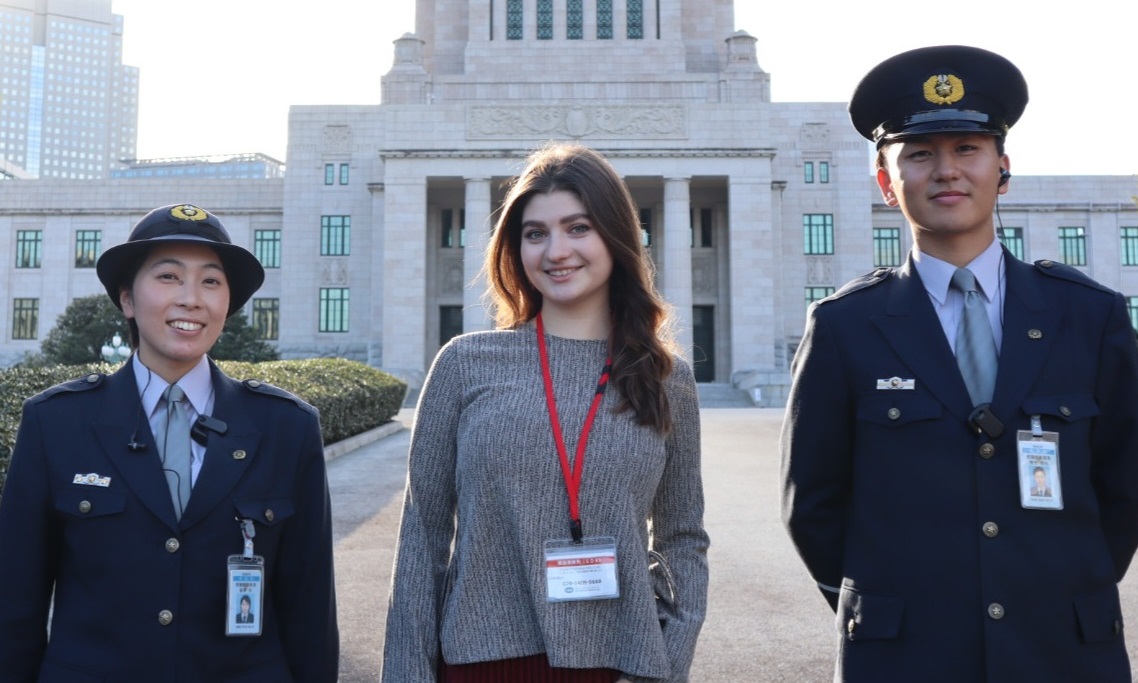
[663,176,693,360]
[727,168,776,388]
[366,181,386,367]
[382,174,428,382]
[463,176,493,332]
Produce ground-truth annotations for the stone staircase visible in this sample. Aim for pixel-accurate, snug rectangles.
[697,382,757,408]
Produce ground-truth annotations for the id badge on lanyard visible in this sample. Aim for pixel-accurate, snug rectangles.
[536,313,620,603]
[226,518,265,636]
[1017,415,1063,510]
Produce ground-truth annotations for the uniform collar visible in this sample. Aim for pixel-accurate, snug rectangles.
[133,354,214,418]
[912,238,1003,306]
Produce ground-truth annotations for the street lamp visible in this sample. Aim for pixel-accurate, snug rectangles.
[101,333,131,364]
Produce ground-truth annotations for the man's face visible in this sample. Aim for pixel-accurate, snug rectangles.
[241,600,250,615]
[120,242,230,384]
[876,133,1009,248]
[1035,470,1047,488]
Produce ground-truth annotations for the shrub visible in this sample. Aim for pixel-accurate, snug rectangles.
[0,358,406,502]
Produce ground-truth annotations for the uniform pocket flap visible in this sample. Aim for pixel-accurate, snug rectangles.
[856,392,942,427]
[836,587,904,641]
[1022,394,1100,422]
[234,498,295,527]
[1073,585,1123,644]
[54,487,126,519]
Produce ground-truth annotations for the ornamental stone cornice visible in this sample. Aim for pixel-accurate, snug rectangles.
[378,148,776,160]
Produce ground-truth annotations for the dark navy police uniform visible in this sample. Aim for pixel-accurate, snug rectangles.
[781,46,1138,682]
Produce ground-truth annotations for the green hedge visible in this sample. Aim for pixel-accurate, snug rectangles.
[0,358,407,501]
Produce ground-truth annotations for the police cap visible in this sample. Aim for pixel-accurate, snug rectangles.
[849,45,1028,148]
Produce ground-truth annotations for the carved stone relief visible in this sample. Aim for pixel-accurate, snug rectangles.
[468,105,687,140]
[324,125,352,155]
[805,256,833,285]
[321,258,349,285]
[800,123,830,150]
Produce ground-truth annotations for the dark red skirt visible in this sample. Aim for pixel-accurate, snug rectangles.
[439,653,621,683]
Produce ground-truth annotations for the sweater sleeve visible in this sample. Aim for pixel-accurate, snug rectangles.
[381,343,464,682]
[641,358,710,682]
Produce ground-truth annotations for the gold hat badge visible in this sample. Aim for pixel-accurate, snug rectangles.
[923,74,965,105]
[170,204,209,221]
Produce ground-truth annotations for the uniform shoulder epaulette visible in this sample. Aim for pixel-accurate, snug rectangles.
[1033,259,1115,295]
[31,372,106,403]
[816,267,893,305]
[240,378,308,409]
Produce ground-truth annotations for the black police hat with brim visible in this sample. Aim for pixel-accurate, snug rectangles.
[849,45,1028,148]
[96,204,265,317]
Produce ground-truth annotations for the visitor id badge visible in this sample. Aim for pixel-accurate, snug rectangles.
[1018,427,1063,510]
[226,555,265,636]
[544,537,619,603]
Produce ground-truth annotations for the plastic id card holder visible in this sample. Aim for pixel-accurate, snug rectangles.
[1017,426,1063,511]
[544,536,620,603]
[226,554,265,636]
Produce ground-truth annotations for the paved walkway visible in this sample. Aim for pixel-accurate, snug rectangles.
[329,408,1138,681]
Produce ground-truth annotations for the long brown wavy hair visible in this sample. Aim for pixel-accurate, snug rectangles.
[486,143,677,433]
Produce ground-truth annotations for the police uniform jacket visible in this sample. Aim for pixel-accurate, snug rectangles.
[0,359,339,683]
[781,249,1138,682]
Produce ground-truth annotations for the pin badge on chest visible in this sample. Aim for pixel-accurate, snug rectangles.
[876,376,915,390]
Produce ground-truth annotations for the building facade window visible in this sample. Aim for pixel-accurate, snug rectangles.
[627,0,644,38]
[804,162,814,184]
[441,208,466,248]
[1058,226,1087,266]
[639,207,652,247]
[75,229,101,268]
[251,298,279,340]
[803,214,834,255]
[873,227,902,267]
[319,288,350,333]
[1122,227,1138,266]
[324,163,334,185]
[254,229,282,268]
[996,227,1024,261]
[819,161,830,184]
[16,230,43,268]
[567,0,583,38]
[440,305,463,346]
[1128,297,1138,332]
[320,216,351,256]
[805,287,835,309]
[690,207,713,247]
[537,0,553,39]
[597,0,613,38]
[506,0,523,39]
[339,163,349,185]
[12,298,38,339]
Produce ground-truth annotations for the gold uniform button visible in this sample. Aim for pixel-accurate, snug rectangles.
[264,509,275,523]
[165,538,180,553]
[979,443,996,459]
[1028,329,1043,339]
[1059,405,1072,417]
[247,380,262,388]
[847,618,856,637]
[887,408,901,420]
[1039,260,1054,268]
[158,610,174,626]
[86,374,100,383]
[982,522,999,538]
[78,500,92,514]
[233,450,247,460]
[988,603,1005,620]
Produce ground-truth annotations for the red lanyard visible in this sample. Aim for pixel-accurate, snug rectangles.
[536,312,612,543]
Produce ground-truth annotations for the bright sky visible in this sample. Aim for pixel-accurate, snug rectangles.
[111,0,1138,178]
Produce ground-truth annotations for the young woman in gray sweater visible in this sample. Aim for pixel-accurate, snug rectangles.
[382,143,709,683]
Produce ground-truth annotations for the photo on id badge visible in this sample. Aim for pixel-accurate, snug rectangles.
[227,565,264,636]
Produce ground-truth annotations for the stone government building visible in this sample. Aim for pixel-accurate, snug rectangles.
[1,0,1135,406]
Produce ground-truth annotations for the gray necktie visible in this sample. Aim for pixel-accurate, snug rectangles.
[950,267,999,406]
[157,384,192,519]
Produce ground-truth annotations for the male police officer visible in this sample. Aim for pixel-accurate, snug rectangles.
[781,46,1138,682]
[0,205,339,682]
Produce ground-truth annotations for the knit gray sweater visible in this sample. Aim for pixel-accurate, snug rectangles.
[381,323,709,682]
